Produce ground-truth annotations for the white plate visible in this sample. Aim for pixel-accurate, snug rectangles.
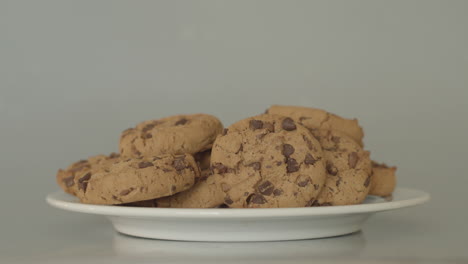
[46,187,429,242]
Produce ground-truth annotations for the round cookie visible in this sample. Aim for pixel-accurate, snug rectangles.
[311,130,372,206]
[369,161,397,197]
[211,114,327,208]
[119,114,223,158]
[266,105,364,146]
[75,154,199,205]
[56,153,120,196]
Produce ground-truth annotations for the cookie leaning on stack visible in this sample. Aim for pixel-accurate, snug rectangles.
[56,106,398,208]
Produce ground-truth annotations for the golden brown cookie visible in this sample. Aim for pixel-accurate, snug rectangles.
[311,130,372,206]
[56,153,120,196]
[211,114,327,208]
[369,161,397,197]
[122,170,224,208]
[75,154,199,205]
[266,105,364,146]
[119,114,223,158]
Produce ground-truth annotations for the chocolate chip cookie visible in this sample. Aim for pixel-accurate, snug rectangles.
[211,114,327,208]
[266,105,364,146]
[56,153,120,196]
[75,154,199,205]
[311,130,372,206]
[369,161,397,197]
[119,114,223,158]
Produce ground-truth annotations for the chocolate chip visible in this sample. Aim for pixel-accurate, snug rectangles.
[248,194,267,205]
[326,162,338,176]
[249,120,264,130]
[224,196,233,205]
[175,118,188,126]
[304,153,317,165]
[273,189,283,196]
[62,175,75,187]
[222,128,229,136]
[302,135,314,150]
[298,179,310,187]
[282,144,295,157]
[172,158,186,171]
[78,172,92,191]
[286,158,300,173]
[138,161,154,169]
[331,136,340,143]
[218,204,229,208]
[248,162,261,171]
[212,163,228,174]
[257,181,274,196]
[142,123,156,133]
[348,152,359,169]
[171,185,177,192]
[281,118,296,131]
[109,153,120,159]
[221,183,231,192]
[145,133,152,139]
[364,175,371,187]
[120,188,135,196]
[264,122,275,133]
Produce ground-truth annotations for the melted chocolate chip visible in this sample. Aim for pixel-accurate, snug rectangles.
[78,172,92,191]
[120,187,134,196]
[364,175,371,187]
[282,144,295,157]
[273,189,283,196]
[302,135,314,150]
[326,162,338,176]
[286,158,300,173]
[348,152,359,169]
[257,181,274,196]
[304,153,317,165]
[249,120,264,130]
[175,118,188,126]
[224,196,233,205]
[281,118,296,131]
[248,194,267,205]
[142,123,156,133]
[212,163,228,174]
[138,161,154,169]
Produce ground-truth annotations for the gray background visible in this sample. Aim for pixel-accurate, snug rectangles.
[1,0,467,263]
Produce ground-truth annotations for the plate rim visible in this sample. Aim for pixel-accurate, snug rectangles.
[46,187,429,219]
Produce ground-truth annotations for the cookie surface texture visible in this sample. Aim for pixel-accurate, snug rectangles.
[211,114,327,208]
[266,105,364,146]
[76,154,199,205]
[311,130,371,206]
[119,114,223,158]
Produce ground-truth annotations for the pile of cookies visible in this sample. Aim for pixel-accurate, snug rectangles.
[56,105,396,208]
